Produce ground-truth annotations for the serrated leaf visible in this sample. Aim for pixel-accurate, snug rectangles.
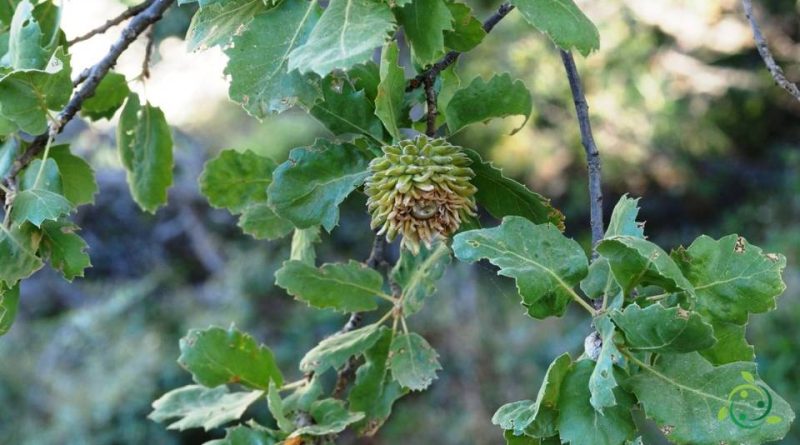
[463,149,564,229]
[237,202,294,240]
[558,360,635,445]
[11,188,72,227]
[149,385,263,431]
[0,223,43,286]
[0,283,20,336]
[700,319,754,365]
[375,42,405,141]
[390,241,451,316]
[492,353,571,438]
[626,352,794,444]
[47,145,97,206]
[509,0,599,56]
[199,149,275,213]
[453,217,588,319]
[275,260,385,313]
[349,328,407,434]
[186,0,269,51]
[611,303,716,354]
[291,398,365,437]
[388,332,441,391]
[395,0,453,66]
[588,314,622,411]
[224,1,321,117]
[444,2,485,51]
[300,323,383,373]
[39,220,91,281]
[0,48,72,134]
[178,325,284,389]
[80,72,130,121]
[5,0,48,70]
[310,74,385,140]
[290,226,320,265]
[605,194,645,238]
[268,139,371,231]
[596,235,693,296]
[288,0,395,76]
[445,73,532,134]
[117,94,174,213]
[681,234,786,325]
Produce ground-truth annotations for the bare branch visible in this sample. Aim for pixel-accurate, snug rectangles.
[2,0,175,192]
[67,0,156,46]
[742,0,800,102]
[142,25,156,79]
[423,75,438,136]
[559,50,604,250]
[406,3,515,91]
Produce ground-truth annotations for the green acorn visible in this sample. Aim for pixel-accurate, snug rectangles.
[365,135,477,254]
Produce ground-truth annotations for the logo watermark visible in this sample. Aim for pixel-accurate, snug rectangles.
[717,371,782,429]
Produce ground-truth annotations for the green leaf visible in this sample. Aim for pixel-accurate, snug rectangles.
[117,94,174,213]
[300,323,383,373]
[388,332,441,391]
[39,220,91,281]
[445,73,532,134]
[224,1,321,117]
[0,283,20,336]
[292,398,366,437]
[492,353,571,438]
[275,260,385,313]
[178,325,284,390]
[611,303,716,354]
[288,0,396,76]
[310,74,385,140]
[589,314,622,411]
[0,48,72,134]
[149,385,264,431]
[558,360,635,445]
[199,149,274,213]
[453,217,588,319]
[0,223,43,286]
[5,0,49,70]
[443,2,485,52]
[268,139,371,231]
[80,72,130,121]
[0,138,19,178]
[699,319,754,365]
[509,0,600,56]
[290,226,320,265]
[463,149,564,229]
[348,61,381,101]
[395,0,453,66]
[186,0,269,51]
[11,188,72,227]
[266,382,294,432]
[626,352,794,444]
[681,234,787,325]
[390,240,451,316]
[349,328,407,434]
[374,42,405,141]
[596,235,693,296]
[20,158,60,192]
[503,431,549,445]
[209,424,282,445]
[48,145,98,206]
[283,375,323,413]
[237,203,294,240]
[605,194,645,238]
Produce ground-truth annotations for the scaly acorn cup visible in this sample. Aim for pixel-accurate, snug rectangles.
[365,135,477,254]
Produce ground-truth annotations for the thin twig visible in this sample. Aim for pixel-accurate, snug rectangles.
[142,25,156,79]
[559,50,604,250]
[423,75,438,136]
[742,0,800,102]
[1,0,175,194]
[406,3,515,91]
[67,0,156,46]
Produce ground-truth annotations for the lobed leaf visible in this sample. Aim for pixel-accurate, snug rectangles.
[39,220,91,282]
[275,260,385,313]
[445,73,532,134]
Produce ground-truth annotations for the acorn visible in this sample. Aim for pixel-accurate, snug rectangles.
[365,135,477,254]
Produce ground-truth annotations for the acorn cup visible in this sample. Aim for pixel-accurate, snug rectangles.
[365,135,477,254]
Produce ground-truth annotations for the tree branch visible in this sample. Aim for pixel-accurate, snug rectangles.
[423,75,438,136]
[559,50,604,250]
[2,0,175,193]
[406,3,515,92]
[741,0,800,102]
[67,0,156,46]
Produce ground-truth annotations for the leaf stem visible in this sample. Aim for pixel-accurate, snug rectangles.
[32,135,54,190]
[279,379,307,392]
[569,288,597,316]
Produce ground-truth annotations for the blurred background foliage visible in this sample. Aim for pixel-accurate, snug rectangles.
[0,0,798,444]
